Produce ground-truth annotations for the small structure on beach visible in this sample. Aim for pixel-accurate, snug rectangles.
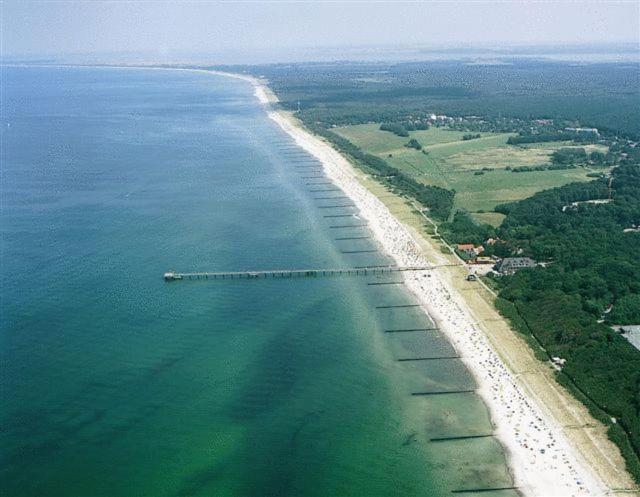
[494,257,536,275]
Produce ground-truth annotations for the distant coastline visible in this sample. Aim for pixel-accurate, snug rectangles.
[4,41,639,66]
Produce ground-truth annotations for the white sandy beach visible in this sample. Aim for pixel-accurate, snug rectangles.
[243,77,609,497]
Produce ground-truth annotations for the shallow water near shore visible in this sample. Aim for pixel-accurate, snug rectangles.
[1,66,517,497]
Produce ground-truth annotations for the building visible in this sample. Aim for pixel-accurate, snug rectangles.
[457,244,484,261]
[619,325,640,351]
[562,199,612,212]
[564,127,599,136]
[494,257,536,274]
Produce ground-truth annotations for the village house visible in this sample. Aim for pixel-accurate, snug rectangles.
[494,257,536,275]
[457,243,484,262]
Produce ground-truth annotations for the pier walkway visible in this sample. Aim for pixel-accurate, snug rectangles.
[163,265,448,281]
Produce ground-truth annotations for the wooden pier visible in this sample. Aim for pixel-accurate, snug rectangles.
[163,265,434,282]
[397,356,460,362]
[410,389,476,396]
[430,433,494,442]
[451,486,518,494]
[384,327,438,332]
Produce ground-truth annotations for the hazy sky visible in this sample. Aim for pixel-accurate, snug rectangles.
[3,1,639,59]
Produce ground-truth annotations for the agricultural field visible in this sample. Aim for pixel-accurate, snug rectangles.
[448,168,598,214]
[333,124,609,223]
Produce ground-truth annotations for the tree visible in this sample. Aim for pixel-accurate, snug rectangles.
[608,294,640,325]
[405,138,422,150]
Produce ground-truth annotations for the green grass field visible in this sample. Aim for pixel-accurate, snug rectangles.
[333,124,609,219]
[471,212,506,227]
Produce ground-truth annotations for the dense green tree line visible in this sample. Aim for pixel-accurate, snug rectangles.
[589,150,616,167]
[509,164,577,173]
[440,211,495,245]
[380,122,409,137]
[551,147,587,164]
[491,163,640,481]
[380,121,429,137]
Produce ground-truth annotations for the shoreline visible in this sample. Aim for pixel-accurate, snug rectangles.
[244,77,611,497]
[15,63,634,496]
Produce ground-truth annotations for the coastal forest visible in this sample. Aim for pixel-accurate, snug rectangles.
[494,161,640,478]
[215,58,640,481]
[219,59,640,139]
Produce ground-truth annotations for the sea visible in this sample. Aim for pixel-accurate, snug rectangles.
[1,66,517,497]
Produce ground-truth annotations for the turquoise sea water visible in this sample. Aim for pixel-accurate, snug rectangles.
[1,66,517,497]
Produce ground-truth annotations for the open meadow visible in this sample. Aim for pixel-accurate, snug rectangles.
[333,124,608,223]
